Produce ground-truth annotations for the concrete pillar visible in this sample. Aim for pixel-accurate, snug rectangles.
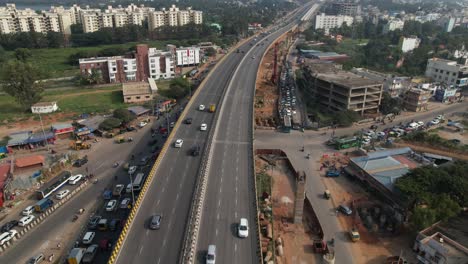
[294,171,306,224]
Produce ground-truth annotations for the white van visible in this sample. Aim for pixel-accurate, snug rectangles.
[206,245,216,264]
[82,232,95,244]
[0,230,17,246]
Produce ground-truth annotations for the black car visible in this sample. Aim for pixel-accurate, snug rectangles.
[1,220,19,232]
[151,145,160,153]
[185,118,193,124]
[88,215,102,230]
[148,139,158,146]
[73,155,88,167]
[190,145,201,156]
[109,218,121,231]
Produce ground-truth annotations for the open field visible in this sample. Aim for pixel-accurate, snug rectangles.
[5,41,169,78]
[0,80,171,123]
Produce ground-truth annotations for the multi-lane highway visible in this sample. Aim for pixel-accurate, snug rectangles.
[195,5,314,264]
[114,4,313,264]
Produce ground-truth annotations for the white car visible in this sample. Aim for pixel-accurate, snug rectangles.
[170,122,175,128]
[363,130,375,137]
[0,230,18,246]
[436,114,444,120]
[55,189,70,200]
[238,218,249,238]
[128,166,137,175]
[174,139,183,148]
[429,119,440,125]
[200,124,207,131]
[417,121,424,127]
[376,132,386,137]
[362,138,371,145]
[18,215,35,227]
[139,121,148,128]
[105,200,117,212]
[68,174,83,185]
[22,206,34,216]
[199,105,205,111]
[82,231,95,245]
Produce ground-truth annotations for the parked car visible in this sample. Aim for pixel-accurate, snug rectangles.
[200,123,207,131]
[139,156,150,166]
[1,220,19,232]
[128,166,137,175]
[109,219,121,231]
[22,206,34,216]
[174,139,184,148]
[170,122,175,128]
[82,231,96,245]
[429,119,440,125]
[0,229,18,246]
[105,200,117,212]
[338,205,353,215]
[149,214,162,230]
[139,121,148,128]
[68,174,83,185]
[18,215,35,226]
[120,198,131,209]
[55,189,70,200]
[88,216,102,230]
[82,244,98,263]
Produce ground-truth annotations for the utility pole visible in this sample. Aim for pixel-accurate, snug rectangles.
[38,113,50,151]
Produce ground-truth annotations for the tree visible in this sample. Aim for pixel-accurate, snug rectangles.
[205,47,217,57]
[99,117,122,131]
[1,60,44,109]
[14,48,32,61]
[380,92,403,115]
[411,207,436,231]
[161,77,190,99]
[113,109,136,124]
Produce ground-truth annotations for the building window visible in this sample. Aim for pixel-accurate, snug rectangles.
[126,97,131,100]
[435,69,438,72]
[440,70,444,74]
[145,96,150,99]
[136,96,140,99]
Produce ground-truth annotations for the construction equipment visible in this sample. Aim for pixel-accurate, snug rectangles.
[209,104,216,113]
[70,140,91,150]
[115,137,125,144]
[349,228,360,242]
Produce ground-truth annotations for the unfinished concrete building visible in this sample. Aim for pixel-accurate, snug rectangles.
[303,64,384,115]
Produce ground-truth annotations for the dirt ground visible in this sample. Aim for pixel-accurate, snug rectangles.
[257,157,320,264]
[255,34,290,128]
[318,153,419,264]
[394,142,468,161]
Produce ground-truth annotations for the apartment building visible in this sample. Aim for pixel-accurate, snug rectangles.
[383,19,405,33]
[303,63,383,115]
[315,13,354,33]
[176,47,200,66]
[331,1,358,16]
[79,44,176,83]
[401,36,421,53]
[0,4,202,34]
[425,58,468,88]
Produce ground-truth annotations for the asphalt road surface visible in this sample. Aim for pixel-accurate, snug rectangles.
[195,5,315,264]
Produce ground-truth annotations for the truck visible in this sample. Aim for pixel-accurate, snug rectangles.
[67,247,84,264]
[34,198,54,213]
[113,184,124,197]
[103,189,113,200]
[209,104,216,113]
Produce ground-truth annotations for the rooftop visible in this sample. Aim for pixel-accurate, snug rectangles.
[32,101,56,107]
[15,155,45,168]
[315,71,382,88]
[350,147,426,191]
[122,82,152,96]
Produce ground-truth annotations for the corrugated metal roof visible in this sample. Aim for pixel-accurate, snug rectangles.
[7,131,32,146]
[128,106,149,116]
[27,131,55,143]
[51,123,73,130]
[15,155,45,168]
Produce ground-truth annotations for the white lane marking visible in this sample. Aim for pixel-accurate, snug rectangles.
[216,228,218,237]
[139,246,144,254]
[235,243,238,253]
[163,238,167,247]
[157,258,161,264]
[146,230,150,236]
[219,187,222,193]
[176,193,180,201]
[161,186,165,193]
[156,200,160,207]
[235,211,238,219]
[235,198,238,206]
[218,200,221,207]
[217,212,220,220]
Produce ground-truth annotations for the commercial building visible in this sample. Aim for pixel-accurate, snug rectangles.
[79,44,178,83]
[31,102,58,114]
[345,147,430,207]
[434,86,459,103]
[425,58,468,88]
[175,47,201,66]
[414,219,468,264]
[302,63,383,115]
[0,4,202,34]
[404,88,431,112]
[383,19,405,34]
[314,13,354,33]
[331,1,358,16]
[401,36,421,53]
[122,82,157,103]
[351,68,411,97]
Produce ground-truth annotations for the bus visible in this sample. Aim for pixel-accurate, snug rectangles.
[36,171,72,200]
[132,172,147,191]
[333,137,360,150]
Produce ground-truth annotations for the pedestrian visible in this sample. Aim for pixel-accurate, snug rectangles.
[57,243,61,249]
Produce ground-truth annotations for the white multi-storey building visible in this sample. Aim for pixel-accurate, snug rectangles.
[176,47,200,66]
[425,58,468,88]
[401,37,420,53]
[148,48,175,79]
[383,19,405,33]
[314,13,353,33]
[148,5,203,30]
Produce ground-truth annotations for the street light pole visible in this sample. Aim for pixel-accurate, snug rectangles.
[38,113,50,151]
[128,172,135,206]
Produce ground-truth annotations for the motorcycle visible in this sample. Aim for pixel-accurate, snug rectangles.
[113,162,119,168]
[72,215,79,222]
